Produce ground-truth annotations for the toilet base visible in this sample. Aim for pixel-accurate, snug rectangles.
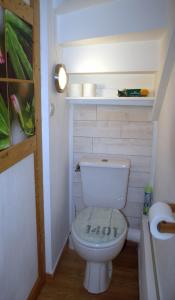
[84,260,112,294]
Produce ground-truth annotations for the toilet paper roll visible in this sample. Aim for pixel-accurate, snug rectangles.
[149,202,175,240]
[83,83,96,97]
[68,84,83,97]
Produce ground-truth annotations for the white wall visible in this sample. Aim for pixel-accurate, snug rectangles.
[153,0,175,194]
[152,62,175,300]
[40,0,52,273]
[153,0,175,116]
[40,0,69,273]
[62,40,160,73]
[154,63,175,203]
[159,0,175,70]
[0,155,38,300]
[56,0,167,44]
[152,5,175,297]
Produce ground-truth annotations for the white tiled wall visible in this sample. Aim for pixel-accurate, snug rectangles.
[72,105,153,230]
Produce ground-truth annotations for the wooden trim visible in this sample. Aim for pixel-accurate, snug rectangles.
[0,0,33,25]
[0,136,36,173]
[27,277,45,300]
[158,221,175,234]
[32,0,46,281]
[45,273,55,283]
[0,78,34,83]
[169,203,175,213]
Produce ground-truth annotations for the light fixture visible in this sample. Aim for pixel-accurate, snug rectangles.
[54,64,68,93]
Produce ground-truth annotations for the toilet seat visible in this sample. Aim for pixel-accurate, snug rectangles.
[72,207,127,249]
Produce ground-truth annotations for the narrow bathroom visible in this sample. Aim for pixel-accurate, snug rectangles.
[0,1,175,300]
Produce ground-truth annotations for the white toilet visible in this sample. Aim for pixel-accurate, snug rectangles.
[71,157,130,294]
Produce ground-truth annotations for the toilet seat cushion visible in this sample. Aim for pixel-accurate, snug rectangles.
[72,207,127,248]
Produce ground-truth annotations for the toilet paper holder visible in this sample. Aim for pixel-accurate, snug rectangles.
[158,204,175,233]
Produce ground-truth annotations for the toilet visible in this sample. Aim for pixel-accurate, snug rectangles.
[71,157,130,294]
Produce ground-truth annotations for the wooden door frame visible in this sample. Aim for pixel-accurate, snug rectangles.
[32,0,46,294]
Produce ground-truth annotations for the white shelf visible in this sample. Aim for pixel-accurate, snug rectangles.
[68,71,157,75]
[65,97,155,106]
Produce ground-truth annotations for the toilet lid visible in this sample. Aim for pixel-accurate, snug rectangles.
[72,207,127,247]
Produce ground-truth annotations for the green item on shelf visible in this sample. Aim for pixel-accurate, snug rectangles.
[143,184,153,215]
[118,89,149,97]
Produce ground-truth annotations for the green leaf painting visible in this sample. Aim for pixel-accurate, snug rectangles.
[0,9,35,151]
[5,9,33,80]
[0,7,6,77]
[10,93,35,136]
[0,84,35,151]
[0,94,10,150]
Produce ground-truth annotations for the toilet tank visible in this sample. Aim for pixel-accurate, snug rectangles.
[79,157,130,209]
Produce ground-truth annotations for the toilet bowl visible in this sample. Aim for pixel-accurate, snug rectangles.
[71,157,130,294]
[71,207,128,294]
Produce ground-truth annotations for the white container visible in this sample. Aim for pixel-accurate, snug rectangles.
[68,83,83,97]
[83,83,96,97]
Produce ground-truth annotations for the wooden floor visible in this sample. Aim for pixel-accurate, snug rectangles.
[37,242,139,300]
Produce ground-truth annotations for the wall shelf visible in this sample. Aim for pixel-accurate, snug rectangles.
[68,71,157,75]
[65,96,155,106]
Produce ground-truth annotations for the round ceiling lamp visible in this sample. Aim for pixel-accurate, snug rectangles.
[54,64,68,93]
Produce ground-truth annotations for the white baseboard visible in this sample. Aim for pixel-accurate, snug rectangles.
[127,228,141,243]
[50,233,69,275]
[68,233,74,250]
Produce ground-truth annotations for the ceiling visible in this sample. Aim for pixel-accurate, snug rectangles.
[54,0,114,15]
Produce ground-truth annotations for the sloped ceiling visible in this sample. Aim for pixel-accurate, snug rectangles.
[54,0,114,14]
[56,0,167,45]
[60,29,165,47]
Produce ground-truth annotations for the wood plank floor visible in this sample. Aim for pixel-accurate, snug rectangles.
[37,242,139,300]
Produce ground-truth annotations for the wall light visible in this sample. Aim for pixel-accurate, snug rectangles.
[54,64,68,93]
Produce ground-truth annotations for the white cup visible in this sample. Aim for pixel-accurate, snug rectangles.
[68,84,83,97]
[83,83,96,97]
